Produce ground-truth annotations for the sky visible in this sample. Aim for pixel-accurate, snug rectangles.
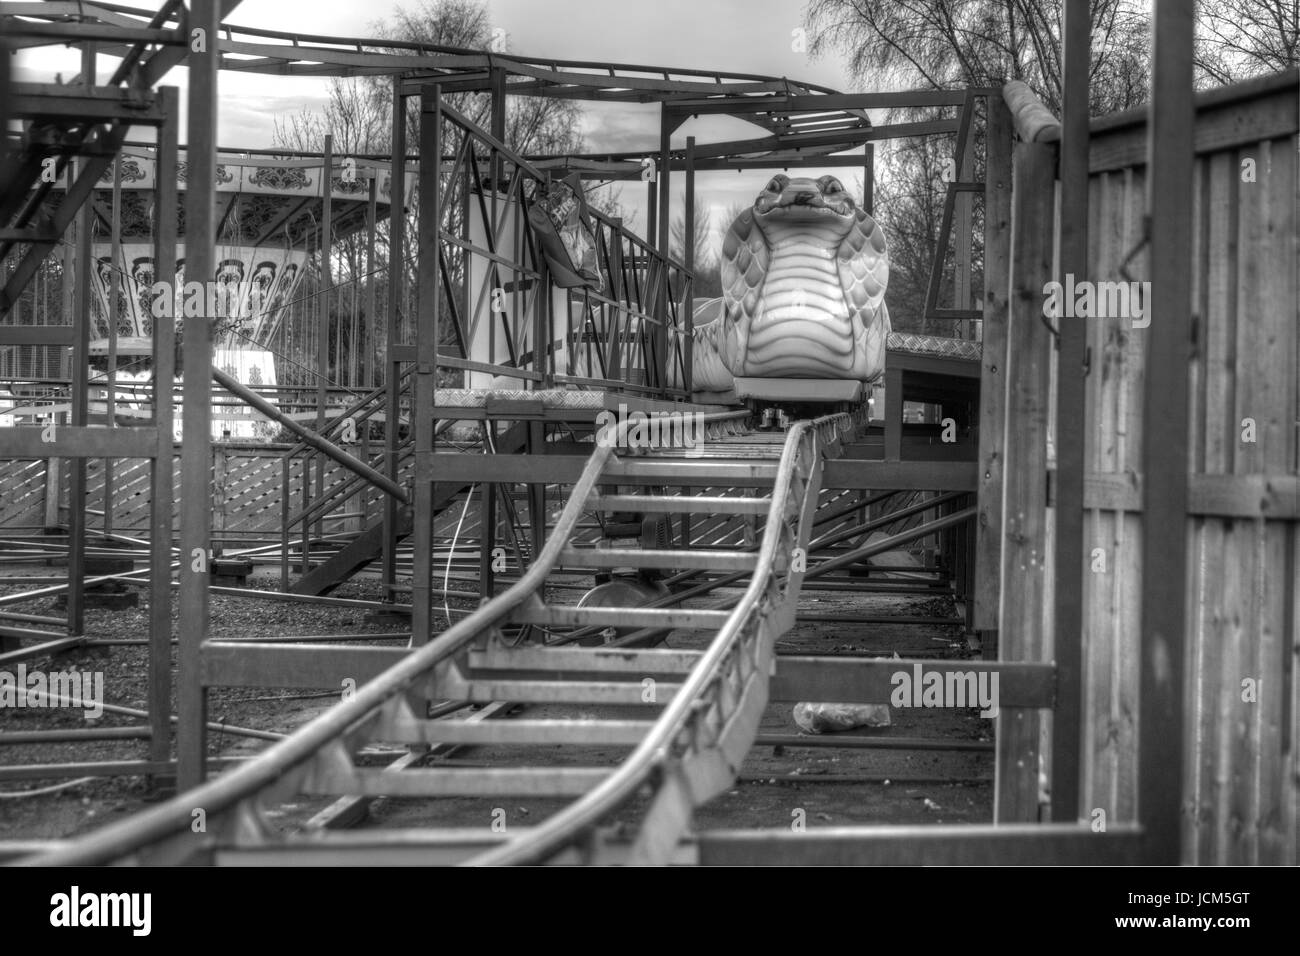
[13,0,882,253]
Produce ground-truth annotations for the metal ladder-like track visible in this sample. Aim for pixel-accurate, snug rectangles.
[22,412,853,867]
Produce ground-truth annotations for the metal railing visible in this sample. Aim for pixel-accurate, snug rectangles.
[430,99,693,397]
[273,367,413,585]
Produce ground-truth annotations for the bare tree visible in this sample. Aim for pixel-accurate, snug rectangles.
[800,1,1153,336]
[270,0,626,385]
[1196,0,1300,84]
[805,0,1150,118]
[669,195,713,266]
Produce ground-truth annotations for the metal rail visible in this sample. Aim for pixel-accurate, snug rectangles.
[471,414,843,864]
[21,409,842,866]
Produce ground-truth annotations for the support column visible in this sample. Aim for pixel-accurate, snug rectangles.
[382,81,405,598]
[177,0,219,791]
[653,106,673,390]
[953,124,973,338]
[1139,0,1194,865]
[411,85,442,644]
[315,134,333,543]
[359,172,378,521]
[149,86,179,769]
[66,44,95,636]
[104,153,122,535]
[1051,0,1091,823]
[994,138,1055,823]
[863,142,874,214]
[973,95,1012,658]
[683,135,696,398]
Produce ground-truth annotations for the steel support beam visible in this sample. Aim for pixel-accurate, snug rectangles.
[177,0,219,792]
[412,85,442,643]
[149,87,179,769]
[381,79,405,602]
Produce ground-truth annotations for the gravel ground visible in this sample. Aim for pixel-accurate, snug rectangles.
[0,567,461,841]
[1,560,993,848]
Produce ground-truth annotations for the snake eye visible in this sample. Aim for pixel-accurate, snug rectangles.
[766,179,782,193]
[821,176,844,193]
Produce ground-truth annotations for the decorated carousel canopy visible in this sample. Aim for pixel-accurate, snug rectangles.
[48,148,415,358]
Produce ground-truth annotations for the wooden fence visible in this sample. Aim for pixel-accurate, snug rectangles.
[1078,70,1298,864]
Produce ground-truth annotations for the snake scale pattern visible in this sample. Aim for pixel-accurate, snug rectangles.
[683,174,890,394]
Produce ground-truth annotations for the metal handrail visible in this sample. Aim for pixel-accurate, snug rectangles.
[431,101,693,397]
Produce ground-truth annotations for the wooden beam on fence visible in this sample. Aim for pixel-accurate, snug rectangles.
[1140,0,1195,866]
[1003,80,1061,143]
[697,823,1143,866]
[974,96,1012,653]
[772,658,1054,708]
[1,428,158,459]
[995,138,1056,823]
[1051,0,1090,824]
[0,326,76,345]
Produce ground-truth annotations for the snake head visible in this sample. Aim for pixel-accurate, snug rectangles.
[753,174,856,226]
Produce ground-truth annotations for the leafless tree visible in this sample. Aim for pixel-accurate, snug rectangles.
[1196,0,1300,84]
[801,1,1152,334]
[271,0,627,385]
[804,0,1150,115]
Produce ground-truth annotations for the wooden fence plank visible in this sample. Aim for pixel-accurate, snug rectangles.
[995,139,1055,823]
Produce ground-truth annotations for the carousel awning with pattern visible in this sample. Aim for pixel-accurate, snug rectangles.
[47,150,416,354]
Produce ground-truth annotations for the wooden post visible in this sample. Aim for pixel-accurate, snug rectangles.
[1051,0,1091,823]
[177,0,218,791]
[1139,0,1194,865]
[974,96,1012,656]
[43,456,60,528]
[995,138,1056,823]
[212,443,227,556]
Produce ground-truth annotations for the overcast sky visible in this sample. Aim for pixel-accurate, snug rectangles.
[14,0,882,252]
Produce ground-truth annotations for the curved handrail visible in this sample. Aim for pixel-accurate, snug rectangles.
[19,410,750,867]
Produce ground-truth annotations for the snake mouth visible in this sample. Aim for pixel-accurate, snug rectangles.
[757,193,854,223]
[753,175,855,221]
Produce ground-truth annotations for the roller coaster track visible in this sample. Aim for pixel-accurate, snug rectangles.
[20,412,853,866]
[2,1,876,151]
